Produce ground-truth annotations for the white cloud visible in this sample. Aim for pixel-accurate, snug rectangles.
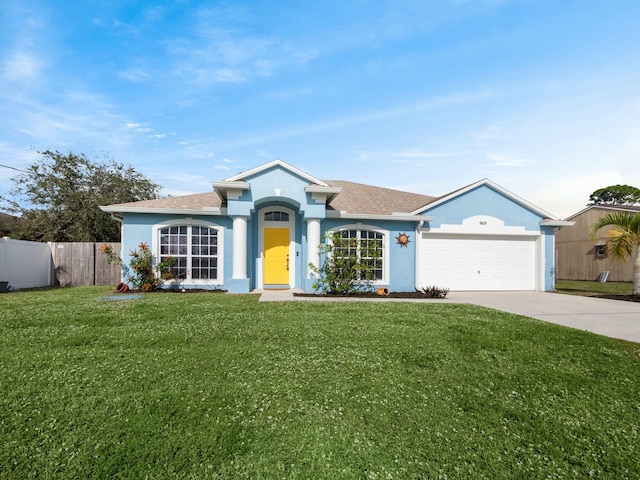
[124,122,154,134]
[160,7,320,88]
[118,68,151,82]
[486,154,531,167]
[395,150,455,159]
[2,52,44,82]
[269,87,313,99]
[143,6,165,23]
[181,66,246,85]
[206,90,495,150]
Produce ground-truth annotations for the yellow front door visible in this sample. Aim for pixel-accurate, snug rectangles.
[264,228,290,285]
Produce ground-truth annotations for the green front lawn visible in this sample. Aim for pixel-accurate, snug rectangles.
[1,287,639,479]
[556,280,633,296]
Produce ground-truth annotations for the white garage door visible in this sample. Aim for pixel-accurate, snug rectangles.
[419,234,538,291]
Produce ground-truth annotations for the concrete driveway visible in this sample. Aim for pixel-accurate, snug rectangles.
[448,291,640,343]
[268,289,640,343]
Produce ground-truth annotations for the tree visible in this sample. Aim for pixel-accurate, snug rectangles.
[590,212,640,296]
[0,150,160,242]
[588,185,640,206]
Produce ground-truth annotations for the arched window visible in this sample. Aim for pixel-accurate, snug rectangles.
[264,211,289,222]
[331,227,388,283]
[156,222,222,282]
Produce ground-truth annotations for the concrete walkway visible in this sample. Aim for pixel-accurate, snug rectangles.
[259,289,640,343]
[257,289,298,302]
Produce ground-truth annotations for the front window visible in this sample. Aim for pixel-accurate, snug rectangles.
[159,225,219,281]
[334,229,384,281]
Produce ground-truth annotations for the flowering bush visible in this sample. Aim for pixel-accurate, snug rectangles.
[99,243,122,265]
[100,242,175,291]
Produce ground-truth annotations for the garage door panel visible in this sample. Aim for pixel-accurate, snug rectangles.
[419,234,537,291]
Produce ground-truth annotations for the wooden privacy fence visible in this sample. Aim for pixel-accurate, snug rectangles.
[50,242,122,287]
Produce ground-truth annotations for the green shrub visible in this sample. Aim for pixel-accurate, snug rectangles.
[419,285,450,298]
[309,232,381,294]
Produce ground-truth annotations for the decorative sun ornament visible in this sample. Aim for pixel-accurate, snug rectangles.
[396,232,410,247]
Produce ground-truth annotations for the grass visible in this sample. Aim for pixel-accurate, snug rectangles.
[1,287,639,479]
[555,280,633,296]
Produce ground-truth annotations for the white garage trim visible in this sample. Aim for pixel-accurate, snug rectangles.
[417,215,542,291]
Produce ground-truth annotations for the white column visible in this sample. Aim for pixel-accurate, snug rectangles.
[307,218,321,277]
[232,216,248,279]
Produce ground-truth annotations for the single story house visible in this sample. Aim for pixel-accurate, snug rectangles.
[556,204,640,282]
[101,159,572,293]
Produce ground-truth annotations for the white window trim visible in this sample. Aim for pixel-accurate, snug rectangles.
[152,218,224,286]
[328,224,390,285]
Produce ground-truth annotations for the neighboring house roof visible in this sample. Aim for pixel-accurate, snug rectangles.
[565,204,640,221]
[0,211,18,234]
[0,211,16,223]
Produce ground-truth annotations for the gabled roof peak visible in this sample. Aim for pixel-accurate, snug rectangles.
[224,159,329,187]
[413,178,561,220]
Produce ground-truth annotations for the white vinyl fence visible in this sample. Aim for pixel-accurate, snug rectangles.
[0,238,123,290]
[0,237,52,290]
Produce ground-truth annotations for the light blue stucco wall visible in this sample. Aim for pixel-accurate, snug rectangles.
[228,165,327,219]
[419,184,557,291]
[120,213,233,290]
[420,185,543,230]
[318,219,420,293]
[543,226,555,291]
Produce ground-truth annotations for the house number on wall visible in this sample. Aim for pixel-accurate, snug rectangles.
[479,221,487,226]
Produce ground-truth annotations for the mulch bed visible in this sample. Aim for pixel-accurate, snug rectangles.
[114,288,228,294]
[297,292,640,302]
[114,288,640,302]
[294,291,432,299]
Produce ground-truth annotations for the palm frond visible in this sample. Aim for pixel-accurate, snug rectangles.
[590,212,640,261]
[589,212,640,237]
[604,227,635,260]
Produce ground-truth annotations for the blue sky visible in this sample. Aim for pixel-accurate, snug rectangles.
[1,0,639,219]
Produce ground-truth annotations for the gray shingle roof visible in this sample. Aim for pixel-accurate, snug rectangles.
[103,181,437,215]
[104,192,222,210]
[324,180,436,215]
